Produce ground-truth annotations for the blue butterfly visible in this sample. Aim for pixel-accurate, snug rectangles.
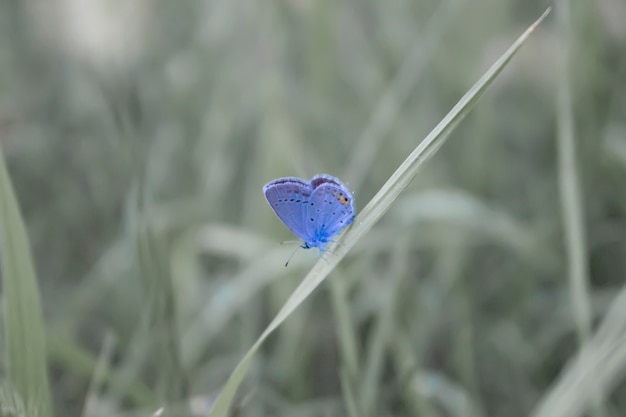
[264,174,355,259]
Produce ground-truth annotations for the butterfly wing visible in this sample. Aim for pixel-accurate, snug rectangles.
[306,177,355,244]
[310,173,345,189]
[263,177,313,242]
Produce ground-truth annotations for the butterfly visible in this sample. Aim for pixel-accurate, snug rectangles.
[263,174,355,261]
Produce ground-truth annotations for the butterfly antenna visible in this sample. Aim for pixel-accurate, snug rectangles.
[284,245,302,267]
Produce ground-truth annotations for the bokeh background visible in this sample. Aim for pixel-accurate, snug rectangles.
[1,0,626,416]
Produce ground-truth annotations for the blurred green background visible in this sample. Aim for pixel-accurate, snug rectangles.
[1,0,626,416]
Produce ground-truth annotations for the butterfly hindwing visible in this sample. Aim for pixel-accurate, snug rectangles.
[307,183,355,241]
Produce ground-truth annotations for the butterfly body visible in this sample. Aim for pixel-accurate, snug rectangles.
[263,174,355,253]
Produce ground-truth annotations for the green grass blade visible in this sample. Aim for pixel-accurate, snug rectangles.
[339,367,360,417]
[207,9,550,417]
[0,146,53,417]
[135,222,187,401]
[360,239,408,416]
[0,382,27,417]
[555,0,604,414]
[328,273,360,382]
[556,0,593,346]
[530,285,626,417]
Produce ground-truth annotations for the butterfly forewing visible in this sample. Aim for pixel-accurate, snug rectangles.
[264,178,313,242]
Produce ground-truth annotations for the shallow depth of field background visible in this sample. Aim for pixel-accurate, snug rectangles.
[1,0,626,416]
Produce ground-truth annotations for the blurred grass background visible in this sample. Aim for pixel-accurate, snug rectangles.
[0,0,625,416]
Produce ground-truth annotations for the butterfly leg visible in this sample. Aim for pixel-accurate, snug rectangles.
[317,246,337,263]
[327,238,346,248]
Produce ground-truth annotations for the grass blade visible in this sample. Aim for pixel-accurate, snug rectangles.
[0,382,27,417]
[530,285,626,417]
[0,146,52,417]
[207,9,550,417]
[555,0,605,414]
[556,0,592,347]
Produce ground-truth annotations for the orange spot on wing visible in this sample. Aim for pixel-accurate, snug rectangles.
[336,193,349,205]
